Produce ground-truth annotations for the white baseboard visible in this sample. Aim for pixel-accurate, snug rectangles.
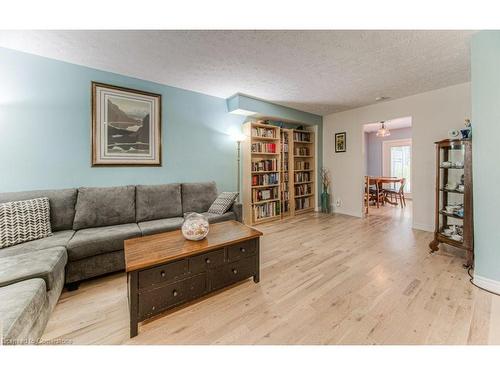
[330,205,362,218]
[412,222,434,232]
[473,274,500,294]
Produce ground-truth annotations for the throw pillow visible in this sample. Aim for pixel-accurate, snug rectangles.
[207,192,238,215]
[0,197,52,249]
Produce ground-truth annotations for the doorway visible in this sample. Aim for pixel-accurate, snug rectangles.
[362,116,413,219]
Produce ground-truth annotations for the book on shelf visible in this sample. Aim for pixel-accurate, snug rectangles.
[252,142,277,153]
[281,190,289,200]
[295,197,311,210]
[254,201,281,220]
[295,147,310,156]
[252,187,278,202]
[293,132,311,142]
[252,127,276,138]
[294,171,311,182]
[295,161,310,170]
[252,159,277,172]
[295,183,312,196]
[252,172,279,186]
[282,200,289,213]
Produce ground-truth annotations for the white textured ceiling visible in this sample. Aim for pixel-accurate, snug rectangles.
[363,116,412,133]
[0,30,475,115]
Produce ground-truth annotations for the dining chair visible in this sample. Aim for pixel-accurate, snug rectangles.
[384,178,406,207]
[367,177,384,208]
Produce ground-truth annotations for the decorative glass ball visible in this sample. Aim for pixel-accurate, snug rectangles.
[181,213,209,241]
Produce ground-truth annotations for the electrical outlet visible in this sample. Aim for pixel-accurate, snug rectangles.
[336,199,342,207]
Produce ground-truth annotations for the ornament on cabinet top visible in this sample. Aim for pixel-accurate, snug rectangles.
[460,119,472,140]
[448,129,460,140]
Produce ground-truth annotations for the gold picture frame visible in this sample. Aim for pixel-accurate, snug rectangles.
[335,132,346,153]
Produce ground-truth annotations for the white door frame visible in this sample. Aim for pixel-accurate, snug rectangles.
[382,138,412,198]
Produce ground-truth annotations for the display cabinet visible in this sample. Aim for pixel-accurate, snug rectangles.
[429,139,473,267]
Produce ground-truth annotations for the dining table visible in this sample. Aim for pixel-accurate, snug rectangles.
[364,176,402,214]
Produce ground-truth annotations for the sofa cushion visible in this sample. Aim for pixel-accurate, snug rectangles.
[231,202,242,223]
[0,230,74,259]
[65,250,125,284]
[181,182,218,214]
[0,278,48,344]
[73,186,136,230]
[67,223,141,261]
[136,184,182,222]
[0,247,67,291]
[202,211,236,224]
[207,192,239,215]
[0,188,77,231]
[138,217,184,236]
[0,197,52,249]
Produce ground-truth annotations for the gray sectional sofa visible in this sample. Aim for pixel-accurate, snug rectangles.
[0,182,241,344]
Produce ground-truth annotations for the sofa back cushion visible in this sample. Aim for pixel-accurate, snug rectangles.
[73,186,136,230]
[136,184,182,222]
[181,182,218,214]
[0,188,77,231]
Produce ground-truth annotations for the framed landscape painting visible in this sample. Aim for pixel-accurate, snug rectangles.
[92,82,162,166]
[335,132,346,153]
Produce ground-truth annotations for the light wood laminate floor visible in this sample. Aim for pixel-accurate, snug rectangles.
[42,205,500,344]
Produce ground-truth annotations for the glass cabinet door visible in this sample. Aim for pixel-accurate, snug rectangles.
[438,143,465,244]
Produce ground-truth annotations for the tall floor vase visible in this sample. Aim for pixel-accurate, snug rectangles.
[321,191,330,213]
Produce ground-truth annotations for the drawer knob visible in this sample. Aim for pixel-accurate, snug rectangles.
[161,271,166,277]
[172,290,178,297]
[152,306,156,311]
[232,269,238,275]
[240,247,246,253]
[205,258,211,264]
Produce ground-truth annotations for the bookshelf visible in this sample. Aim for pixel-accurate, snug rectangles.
[293,129,315,214]
[280,129,293,217]
[242,122,316,224]
[242,122,282,224]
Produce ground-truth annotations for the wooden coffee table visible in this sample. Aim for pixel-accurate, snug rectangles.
[124,220,263,337]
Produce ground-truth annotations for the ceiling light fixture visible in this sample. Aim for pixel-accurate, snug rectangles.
[376,121,391,137]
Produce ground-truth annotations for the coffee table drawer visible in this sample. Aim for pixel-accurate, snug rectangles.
[138,259,188,289]
[138,281,186,319]
[185,273,208,299]
[227,239,257,261]
[190,248,225,274]
[211,256,257,290]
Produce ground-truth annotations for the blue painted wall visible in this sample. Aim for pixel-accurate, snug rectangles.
[0,47,249,192]
[0,47,323,211]
[471,31,500,283]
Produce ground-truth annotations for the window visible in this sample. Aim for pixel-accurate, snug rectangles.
[383,139,412,195]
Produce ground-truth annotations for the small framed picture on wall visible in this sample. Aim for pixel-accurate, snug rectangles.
[335,132,346,153]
